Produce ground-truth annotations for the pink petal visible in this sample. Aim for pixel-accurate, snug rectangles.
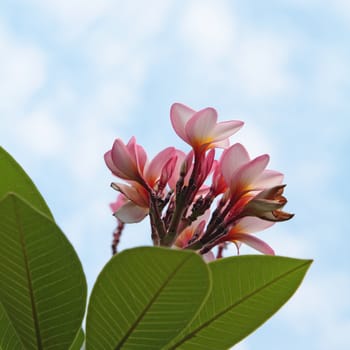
[111,138,139,180]
[115,201,149,223]
[126,137,138,164]
[211,120,244,141]
[170,103,195,143]
[135,144,148,174]
[235,216,275,233]
[220,143,250,186]
[127,137,148,175]
[109,194,127,213]
[104,150,123,177]
[144,147,175,185]
[254,170,284,188]
[111,182,149,207]
[167,149,186,189]
[168,150,194,189]
[211,138,230,149]
[185,107,217,147]
[159,155,178,189]
[183,150,194,185]
[199,149,215,184]
[231,233,275,255]
[232,154,270,192]
[212,161,228,195]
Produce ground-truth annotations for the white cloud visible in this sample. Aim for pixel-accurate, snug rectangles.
[81,80,140,124]
[232,122,275,159]
[329,0,350,22]
[78,0,175,124]
[31,0,110,39]
[179,0,236,62]
[233,34,296,98]
[312,49,350,106]
[290,157,335,193]
[15,108,66,157]
[111,0,172,41]
[282,273,350,350]
[66,117,116,185]
[178,2,298,99]
[265,227,313,258]
[31,0,173,41]
[0,24,46,114]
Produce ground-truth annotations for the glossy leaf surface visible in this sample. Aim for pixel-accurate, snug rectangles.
[168,255,312,349]
[0,194,87,350]
[0,300,25,350]
[86,247,210,350]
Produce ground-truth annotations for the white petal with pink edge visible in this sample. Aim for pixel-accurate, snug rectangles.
[185,107,217,146]
[111,182,149,207]
[109,194,127,213]
[211,138,230,149]
[254,170,284,188]
[115,201,149,223]
[212,120,244,140]
[232,154,270,191]
[231,233,275,255]
[235,216,275,233]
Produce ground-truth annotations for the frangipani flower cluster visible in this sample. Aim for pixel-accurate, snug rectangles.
[105,103,293,258]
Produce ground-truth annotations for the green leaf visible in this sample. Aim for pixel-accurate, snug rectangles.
[69,329,85,350]
[0,300,25,350]
[0,146,53,219]
[167,255,312,350]
[0,194,87,350]
[86,247,211,350]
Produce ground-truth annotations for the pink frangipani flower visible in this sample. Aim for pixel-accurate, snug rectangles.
[104,137,147,183]
[105,137,177,192]
[106,141,179,224]
[220,143,284,198]
[170,103,244,152]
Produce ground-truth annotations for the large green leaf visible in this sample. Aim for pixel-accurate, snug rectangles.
[167,255,312,349]
[0,300,25,350]
[86,247,211,350]
[69,329,85,350]
[0,146,53,219]
[0,194,87,350]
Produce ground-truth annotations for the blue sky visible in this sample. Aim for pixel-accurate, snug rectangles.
[1,1,350,349]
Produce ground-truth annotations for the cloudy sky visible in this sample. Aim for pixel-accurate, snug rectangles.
[1,1,350,349]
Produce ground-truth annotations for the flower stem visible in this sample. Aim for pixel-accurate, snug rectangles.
[161,152,201,246]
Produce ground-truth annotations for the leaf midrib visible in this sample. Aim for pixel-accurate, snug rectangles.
[114,253,194,349]
[169,260,311,349]
[13,196,43,350]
